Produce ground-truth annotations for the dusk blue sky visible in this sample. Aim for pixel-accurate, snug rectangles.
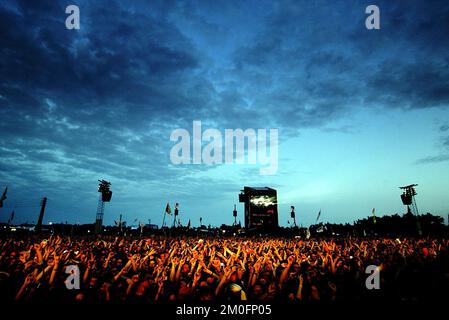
[1,0,448,227]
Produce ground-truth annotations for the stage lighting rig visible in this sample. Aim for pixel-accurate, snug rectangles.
[399,184,422,235]
[95,180,112,234]
[98,179,112,202]
[400,184,418,213]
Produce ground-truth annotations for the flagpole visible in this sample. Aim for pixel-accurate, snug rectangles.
[8,206,15,226]
[173,203,178,228]
[162,210,166,228]
[316,209,321,224]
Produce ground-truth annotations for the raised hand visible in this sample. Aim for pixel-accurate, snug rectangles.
[157,277,165,289]
[19,253,27,264]
[193,269,202,284]
[101,282,111,292]
[24,274,35,287]
[223,267,233,280]
[253,261,261,273]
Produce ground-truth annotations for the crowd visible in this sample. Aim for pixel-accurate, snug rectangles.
[0,235,448,303]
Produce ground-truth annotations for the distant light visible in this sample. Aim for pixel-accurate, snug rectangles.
[11,228,17,232]
[49,222,53,225]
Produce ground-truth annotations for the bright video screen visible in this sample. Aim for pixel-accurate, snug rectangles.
[249,194,277,226]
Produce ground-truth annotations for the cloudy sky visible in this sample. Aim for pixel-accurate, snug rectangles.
[1,0,448,227]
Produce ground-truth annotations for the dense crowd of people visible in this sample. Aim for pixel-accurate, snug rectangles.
[0,235,448,303]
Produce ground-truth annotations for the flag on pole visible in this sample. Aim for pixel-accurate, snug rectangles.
[165,203,172,215]
[0,187,7,208]
[7,210,14,224]
[315,209,321,223]
[372,208,377,224]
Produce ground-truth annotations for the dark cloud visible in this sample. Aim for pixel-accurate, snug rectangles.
[415,154,449,164]
[443,137,449,147]
[230,0,449,130]
[0,0,213,221]
[416,123,449,164]
[367,60,449,109]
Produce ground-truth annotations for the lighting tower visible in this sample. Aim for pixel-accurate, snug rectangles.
[95,180,112,234]
[233,204,237,226]
[399,184,422,235]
